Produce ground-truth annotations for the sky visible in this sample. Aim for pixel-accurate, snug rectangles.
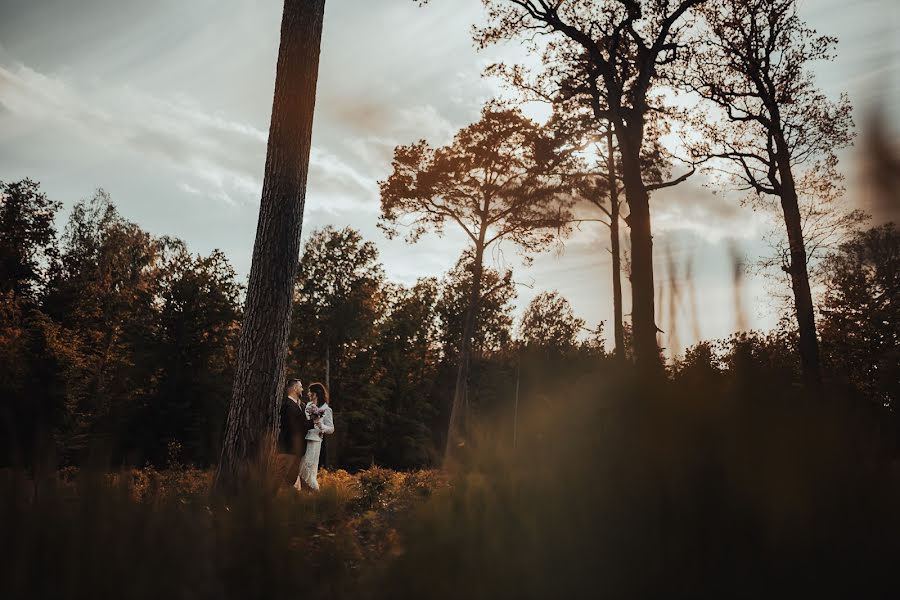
[1,0,897,356]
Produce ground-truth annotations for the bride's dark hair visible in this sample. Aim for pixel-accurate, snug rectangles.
[309,382,329,405]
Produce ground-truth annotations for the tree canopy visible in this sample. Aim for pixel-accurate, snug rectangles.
[380,104,577,255]
[520,291,585,355]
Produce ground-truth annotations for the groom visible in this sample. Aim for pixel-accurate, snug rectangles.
[275,378,308,486]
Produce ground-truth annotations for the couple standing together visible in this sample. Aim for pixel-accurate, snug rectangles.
[277,378,334,491]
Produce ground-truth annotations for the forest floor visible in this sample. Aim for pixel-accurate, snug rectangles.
[1,465,447,599]
[4,375,900,598]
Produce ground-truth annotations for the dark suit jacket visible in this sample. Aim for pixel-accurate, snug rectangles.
[278,397,307,456]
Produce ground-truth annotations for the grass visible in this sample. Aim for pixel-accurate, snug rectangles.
[383,374,900,598]
[1,465,445,599]
[3,370,899,599]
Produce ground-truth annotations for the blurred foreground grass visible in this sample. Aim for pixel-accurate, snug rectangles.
[1,464,445,599]
[3,371,899,599]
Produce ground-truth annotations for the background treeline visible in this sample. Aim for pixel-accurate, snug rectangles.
[0,179,595,470]
[1,181,241,469]
[1,178,897,471]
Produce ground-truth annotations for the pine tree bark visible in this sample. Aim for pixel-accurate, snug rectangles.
[446,241,485,460]
[214,0,326,494]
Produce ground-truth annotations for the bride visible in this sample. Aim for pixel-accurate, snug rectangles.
[295,382,334,491]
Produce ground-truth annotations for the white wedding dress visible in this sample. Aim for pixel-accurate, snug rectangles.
[296,440,321,490]
[294,402,334,491]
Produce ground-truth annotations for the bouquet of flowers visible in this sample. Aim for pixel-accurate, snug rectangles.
[305,402,326,424]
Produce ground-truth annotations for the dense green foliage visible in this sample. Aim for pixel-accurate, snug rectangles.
[1,187,241,468]
[0,181,589,471]
[2,180,897,475]
[819,223,899,407]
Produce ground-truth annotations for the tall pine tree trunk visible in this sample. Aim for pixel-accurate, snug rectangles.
[774,137,823,392]
[607,129,625,363]
[214,0,326,494]
[446,242,485,460]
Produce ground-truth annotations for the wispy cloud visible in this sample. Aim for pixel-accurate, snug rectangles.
[0,60,398,211]
[651,181,768,243]
[1,0,892,351]
[0,61,266,204]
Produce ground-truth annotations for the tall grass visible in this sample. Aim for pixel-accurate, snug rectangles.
[380,371,900,598]
[0,466,442,599]
[3,367,898,598]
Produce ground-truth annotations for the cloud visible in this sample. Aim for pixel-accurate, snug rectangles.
[650,178,767,243]
[340,104,457,169]
[568,174,766,247]
[177,182,201,196]
[306,148,380,216]
[0,0,506,220]
[0,61,263,202]
[0,60,394,212]
[7,0,885,351]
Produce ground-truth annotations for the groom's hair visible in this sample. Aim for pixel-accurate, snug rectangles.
[309,382,329,405]
[286,378,302,393]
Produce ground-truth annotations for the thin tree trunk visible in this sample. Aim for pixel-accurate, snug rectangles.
[445,243,485,460]
[774,141,823,391]
[607,129,625,363]
[513,361,520,450]
[214,0,326,494]
[618,133,660,375]
[324,341,334,469]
